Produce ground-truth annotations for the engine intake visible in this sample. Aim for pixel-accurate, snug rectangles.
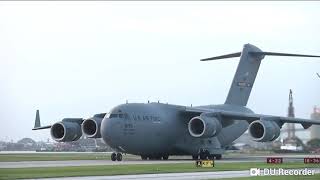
[188,115,222,138]
[82,117,102,138]
[248,119,280,142]
[50,121,82,142]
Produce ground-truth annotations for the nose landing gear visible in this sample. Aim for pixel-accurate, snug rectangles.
[111,152,122,161]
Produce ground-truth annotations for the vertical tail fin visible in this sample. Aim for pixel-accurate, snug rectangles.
[34,110,41,128]
[224,44,264,106]
[201,43,320,106]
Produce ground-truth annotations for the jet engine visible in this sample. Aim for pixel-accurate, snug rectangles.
[50,120,82,142]
[82,117,102,138]
[248,119,280,142]
[188,115,222,138]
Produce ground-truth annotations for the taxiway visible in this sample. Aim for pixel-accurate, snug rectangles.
[1,154,318,168]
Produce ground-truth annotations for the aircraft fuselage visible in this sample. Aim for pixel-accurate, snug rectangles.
[101,102,252,156]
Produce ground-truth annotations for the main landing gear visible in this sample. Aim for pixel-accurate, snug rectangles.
[193,149,222,160]
[140,154,169,160]
[111,152,122,161]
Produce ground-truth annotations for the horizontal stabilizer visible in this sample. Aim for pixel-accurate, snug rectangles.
[201,52,241,61]
[201,50,320,61]
[249,52,320,58]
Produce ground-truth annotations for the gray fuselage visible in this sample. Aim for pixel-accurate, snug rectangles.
[101,102,253,156]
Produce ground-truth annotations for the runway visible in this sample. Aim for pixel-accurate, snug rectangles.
[1,154,318,168]
[35,170,250,180]
[29,168,320,180]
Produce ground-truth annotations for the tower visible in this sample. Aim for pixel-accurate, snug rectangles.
[287,89,295,139]
[281,89,304,152]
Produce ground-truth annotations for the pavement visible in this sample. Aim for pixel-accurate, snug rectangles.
[28,168,320,180]
[1,154,318,168]
[34,170,251,180]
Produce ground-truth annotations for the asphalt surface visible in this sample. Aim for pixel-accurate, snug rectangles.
[1,154,319,168]
[29,168,320,180]
[35,170,251,180]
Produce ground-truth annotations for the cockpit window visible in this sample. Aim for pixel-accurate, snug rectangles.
[109,113,129,119]
[109,114,118,118]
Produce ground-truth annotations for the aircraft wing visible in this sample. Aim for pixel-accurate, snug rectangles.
[32,110,84,131]
[32,125,52,130]
[184,107,320,129]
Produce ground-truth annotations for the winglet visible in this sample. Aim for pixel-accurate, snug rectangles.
[34,110,41,128]
[32,110,51,130]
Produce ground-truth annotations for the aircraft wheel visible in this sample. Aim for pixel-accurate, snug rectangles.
[116,153,122,161]
[199,152,207,160]
[155,155,162,160]
[199,150,209,160]
[148,156,155,160]
[162,155,169,160]
[192,155,198,160]
[215,154,222,160]
[208,154,215,160]
[111,152,117,161]
[141,155,148,160]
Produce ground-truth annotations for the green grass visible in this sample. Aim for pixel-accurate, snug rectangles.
[0,162,319,179]
[0,153,111,162]
[223,173,320,180]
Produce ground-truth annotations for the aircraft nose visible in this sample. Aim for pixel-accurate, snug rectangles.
[101,117,121,147]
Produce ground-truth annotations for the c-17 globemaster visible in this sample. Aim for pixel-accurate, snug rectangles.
[33,44,320,161]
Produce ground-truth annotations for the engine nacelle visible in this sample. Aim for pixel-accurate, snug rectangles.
[50,120,82,142]
[188,115,222,138]
[82,117,102,138]
[248,119,281,142]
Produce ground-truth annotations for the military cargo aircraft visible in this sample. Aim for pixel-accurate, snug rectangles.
[33,44,320,161]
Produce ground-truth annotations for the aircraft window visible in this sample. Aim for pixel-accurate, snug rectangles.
[119,114,124,118]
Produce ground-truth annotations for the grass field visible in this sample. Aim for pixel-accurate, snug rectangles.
[0,162,319,179]
[0,153,111,162]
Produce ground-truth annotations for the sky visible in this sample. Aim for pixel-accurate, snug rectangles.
[0,1,319,142]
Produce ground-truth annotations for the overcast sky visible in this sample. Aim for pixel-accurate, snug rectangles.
[1,1,319,142]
